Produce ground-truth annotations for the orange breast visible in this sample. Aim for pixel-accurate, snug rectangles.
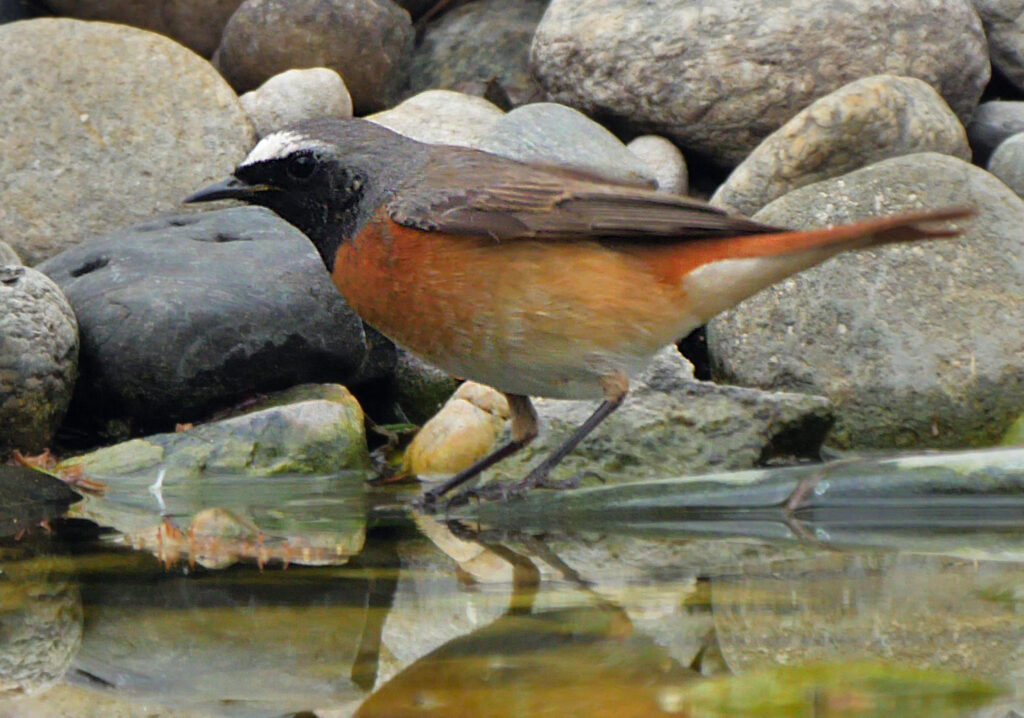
[329,212,697,399]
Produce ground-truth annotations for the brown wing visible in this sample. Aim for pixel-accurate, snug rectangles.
[386,144,785,241]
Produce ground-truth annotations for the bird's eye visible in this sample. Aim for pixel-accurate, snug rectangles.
[286,153,317,180]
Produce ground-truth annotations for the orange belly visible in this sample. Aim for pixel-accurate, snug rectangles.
[330,213,697,399]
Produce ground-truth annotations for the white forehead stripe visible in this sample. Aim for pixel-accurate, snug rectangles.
[242,130,326,166]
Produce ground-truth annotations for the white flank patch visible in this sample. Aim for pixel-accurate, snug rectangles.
[242,130,324,166]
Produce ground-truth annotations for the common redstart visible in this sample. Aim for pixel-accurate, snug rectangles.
[186,118,972,507]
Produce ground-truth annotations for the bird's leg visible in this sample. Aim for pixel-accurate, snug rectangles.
[512,372,628,494]
[415,394,538,507]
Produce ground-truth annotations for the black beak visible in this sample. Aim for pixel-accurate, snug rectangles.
[184,176,273,204]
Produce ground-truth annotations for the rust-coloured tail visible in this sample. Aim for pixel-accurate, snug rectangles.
[718,205,975,259]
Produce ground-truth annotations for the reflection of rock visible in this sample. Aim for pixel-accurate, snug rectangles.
[359,604,693,717]
[0,466,80,540]
[374,528,518,687]
[73,564,374,716]
[712,552,1024,682]
[0,547,82,696]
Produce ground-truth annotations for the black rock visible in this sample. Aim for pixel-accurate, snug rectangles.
[0,0,45,23]
[39,207,395,436]
[0,465,79,538]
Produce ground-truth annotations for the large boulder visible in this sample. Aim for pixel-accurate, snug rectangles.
[214,0,414,113]
[40,0,243,56]
[530,0,988,166]
[711,75,970,216]
[0,18,255,265]
[38,207,394,436]
[709,153,1024,449]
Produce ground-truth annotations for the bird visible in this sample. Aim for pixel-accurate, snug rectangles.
[185,118,972,507]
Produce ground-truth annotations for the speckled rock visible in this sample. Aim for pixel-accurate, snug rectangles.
[403,382,509,478]
[240,67,353,137]
[484,346,833,487]
[531,0,989,166]
[626,135,688,195]
[367,89,505,147]
[42,0,243,56]
[988,132,1024,197]
[709,153,1023,449]
[407,0,546,106]
[0,18,255,265]
[215,0,414,113]
[38,208,393,436]
[973,0,1024,92]
[967,101,1024,165]
[0,266,78,457]
[711,75,970,216]
[476,103,655,185]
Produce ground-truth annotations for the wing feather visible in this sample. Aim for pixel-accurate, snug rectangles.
[386,146,784,241]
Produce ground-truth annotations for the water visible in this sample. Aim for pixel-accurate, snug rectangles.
[0,460,1021,717]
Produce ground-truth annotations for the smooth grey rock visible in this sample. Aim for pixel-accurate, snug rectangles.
[967,100,1024,165]
[240,67,353,137]
[626,135,688,195]
[479,346,833,487]
[973,0,1024,92]
[476,103,656,185]
[367,89,505,147]
[711,75,970,216]
[987,132,1024,197]
[709,152,1024,449]
[531,0,989,166]
[0,266,78,457]
[42,0,243,56]
[37,207,394,435]
[215,0,414,113]
[0,19,255,266]
[407,0,547,106]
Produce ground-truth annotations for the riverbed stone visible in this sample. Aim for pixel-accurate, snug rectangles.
[38,207,393,437]
[711,76,970,216]
[973,0,1024,93]
[0,19,255,266]
[407,0,547,106]
[967,100,1024,165]
[474,346,833,488]
[239,67,353,137]
[626,135,688,195]
[367,89,505,147]
[709,152,1023,449]
[531,0,988,166]
[42,0,243,56]
[476,103,656,186]
[215,0,414,113]
[0,266,78,457]
[987,132,1024,197]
